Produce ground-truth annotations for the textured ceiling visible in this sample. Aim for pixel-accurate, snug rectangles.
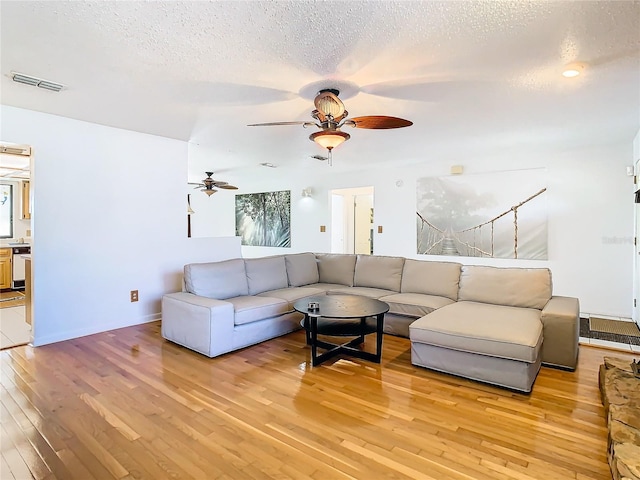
[1,1,639,178]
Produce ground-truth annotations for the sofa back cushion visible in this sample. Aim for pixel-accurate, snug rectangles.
[316,254,356,286]
[285,253,319,286]
[354,255,404,292]
[245,256,289,295]
[458,265,552,309]
[184,259,248,300]
[401,259,462,301]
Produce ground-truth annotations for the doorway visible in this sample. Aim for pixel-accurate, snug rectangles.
[330,187,374,254]
[0,142,33,348]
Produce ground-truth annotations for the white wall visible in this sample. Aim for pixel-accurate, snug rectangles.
[1,106,241,346]
[5,103,632,345]
[188,141,635,318]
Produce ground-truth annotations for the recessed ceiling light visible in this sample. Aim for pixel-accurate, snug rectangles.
[260,162,277,168]
[11,71,65,92]
[562,63,585,78]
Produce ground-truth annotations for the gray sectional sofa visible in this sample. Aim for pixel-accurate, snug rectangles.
[162,252,579,392]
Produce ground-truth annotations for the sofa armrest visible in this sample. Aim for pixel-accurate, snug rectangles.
[161,292,235,358]
[540,296,580,370]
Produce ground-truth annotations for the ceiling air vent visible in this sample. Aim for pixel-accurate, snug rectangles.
[11,72,65,92]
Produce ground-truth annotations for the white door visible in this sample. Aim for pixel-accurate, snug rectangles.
[634,158,640,325]
[354,194,373,255]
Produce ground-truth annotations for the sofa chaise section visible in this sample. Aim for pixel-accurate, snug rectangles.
[409,265,579,392]
[410,301,543,392]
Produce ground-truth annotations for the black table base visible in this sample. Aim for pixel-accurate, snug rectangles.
[302,314,385,366]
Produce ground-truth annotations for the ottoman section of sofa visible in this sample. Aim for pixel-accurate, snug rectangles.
[409,301,543,392]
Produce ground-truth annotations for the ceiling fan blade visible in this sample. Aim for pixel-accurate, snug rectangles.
[247,121,313,127]
[218,184,238,190]
[349,116,413,129]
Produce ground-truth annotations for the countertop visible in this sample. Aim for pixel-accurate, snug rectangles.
[0,243,31,249]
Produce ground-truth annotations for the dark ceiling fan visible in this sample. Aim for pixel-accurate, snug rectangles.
[248,89,412,164]
[189,172,238,197]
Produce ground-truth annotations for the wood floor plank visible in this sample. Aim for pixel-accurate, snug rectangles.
[1,322,637,479]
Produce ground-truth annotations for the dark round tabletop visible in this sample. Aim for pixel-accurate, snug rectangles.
[293,295,389,319]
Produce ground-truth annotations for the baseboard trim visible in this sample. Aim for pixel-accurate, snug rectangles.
[32,313,161,347]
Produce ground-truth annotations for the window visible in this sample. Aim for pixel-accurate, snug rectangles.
[0,183,13,238]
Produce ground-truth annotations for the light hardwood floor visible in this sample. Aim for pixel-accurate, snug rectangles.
[1,321,637,480]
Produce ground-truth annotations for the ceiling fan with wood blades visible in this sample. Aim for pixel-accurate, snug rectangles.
[248,89,412,165]
[189,171,238,197]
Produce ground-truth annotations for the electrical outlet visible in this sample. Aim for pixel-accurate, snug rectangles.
[130,290,139,302]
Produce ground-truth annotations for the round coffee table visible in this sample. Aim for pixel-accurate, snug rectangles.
[293,295,389,366]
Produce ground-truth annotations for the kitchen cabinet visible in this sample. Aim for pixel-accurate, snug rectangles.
[0,248,11,289]
[21,180,30,219]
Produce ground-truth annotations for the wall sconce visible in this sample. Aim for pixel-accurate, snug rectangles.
[302,187,313,198]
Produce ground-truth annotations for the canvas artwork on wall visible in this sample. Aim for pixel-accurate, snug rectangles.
[416,169,547,260]
[236,190,291,247]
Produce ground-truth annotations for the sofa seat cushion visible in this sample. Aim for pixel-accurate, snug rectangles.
[326,287,397,299]
[227,296,289,326]
[257,287,325,309]
[409,301,543,363]
[379,293,455,319]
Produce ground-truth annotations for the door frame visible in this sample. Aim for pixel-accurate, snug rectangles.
[634,158,639,325]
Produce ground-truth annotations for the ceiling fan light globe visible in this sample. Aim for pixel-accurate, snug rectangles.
[203,189,217,196]
[309,130,350,150]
